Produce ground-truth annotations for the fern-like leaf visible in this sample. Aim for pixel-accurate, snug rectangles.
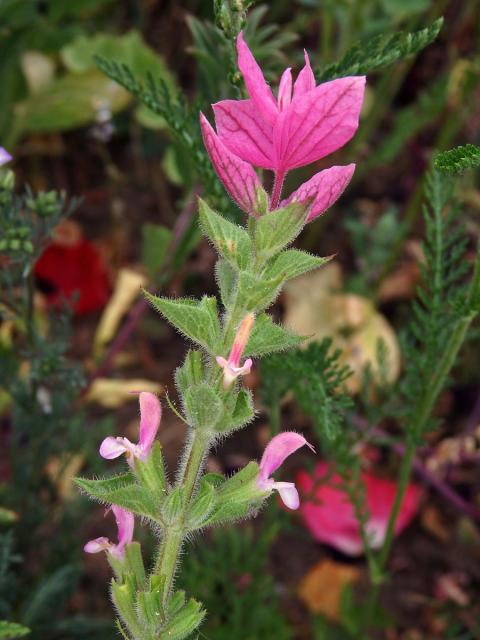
[318,17,443,80]
[434,143,480,174]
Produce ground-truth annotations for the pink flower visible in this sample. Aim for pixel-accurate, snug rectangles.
[84,505,134,559]
[257,432,315,510]
[99,392,161,466]
[297,462,422,556]
[0,148,12,166]
[201,32,364,213]
[216,313,254,387]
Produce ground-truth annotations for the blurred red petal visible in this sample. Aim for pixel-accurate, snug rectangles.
[297,462,422,556]
[35,238,110,315]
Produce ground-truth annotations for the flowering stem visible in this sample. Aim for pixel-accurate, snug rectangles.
[270,170,286,210]
[154,430,210,606]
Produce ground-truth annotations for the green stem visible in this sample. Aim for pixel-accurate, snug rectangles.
[154,431,210,605]
[365,254,480,628]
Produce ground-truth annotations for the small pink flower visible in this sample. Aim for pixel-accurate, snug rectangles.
[297,462,422,556]
[216,313,254,387]
[99,392,161,466]
[257,432,315,510]
[84,505,134,559]
[0,148,12,166]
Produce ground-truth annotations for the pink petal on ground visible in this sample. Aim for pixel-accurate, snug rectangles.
[278,68,292,111]
[112,506,134,553]
[213,99,274,169]
[99,436,129,460]
[84,536,110,554]
[138,391,161,456]
[274,481,300,509]
[281,164,356,222]
[293,50,315,100]
[297,462,422,556]
[259,432,314,482]
[200,112,262,215]
[274,76,366,172]
[237,31,278,125]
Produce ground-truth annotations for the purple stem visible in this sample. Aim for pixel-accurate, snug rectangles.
[270,170,286,210]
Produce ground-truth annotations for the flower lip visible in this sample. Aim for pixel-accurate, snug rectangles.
[99,392,161,465]
[257,431,315,510]
[84,506,134,559]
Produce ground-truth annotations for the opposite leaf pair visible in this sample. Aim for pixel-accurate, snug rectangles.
[84,391,314,560]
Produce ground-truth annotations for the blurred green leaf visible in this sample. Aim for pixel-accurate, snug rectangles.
[13,69,130,137]
[141,224,172,278]
[0,621,30,639]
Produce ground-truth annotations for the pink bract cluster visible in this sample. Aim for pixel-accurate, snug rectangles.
[200,33,365,218]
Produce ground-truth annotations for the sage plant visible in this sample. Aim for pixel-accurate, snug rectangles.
[77,33,365,640]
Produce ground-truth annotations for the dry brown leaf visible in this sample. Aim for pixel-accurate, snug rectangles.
[421,505,450,542]
[297,558,360,620]
[284,264,400,393]
[86,378,162,408]
[94,268,147,357]
[45,454,84,499]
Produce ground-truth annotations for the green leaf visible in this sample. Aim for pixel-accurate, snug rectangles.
[254,201,309,262]
[237,271,283,312]
[227,388,255,431]
[61,30,177,130]
[264,249,331,282]
[318,18,443,80]
[175,350,205,397]
[144,292,221,353]
[75,475,160,521]
[141,224,172,277]
[183,383,223,431]
[162,487,184,524]
[186,478,217,529]
[134,441,168,495]
[0,621,30,639]
[215,259,237,308]
[198,199,252,269]
[13,70,130,137]
[205,461,264,526]
[434,144,480,174]
[161,597,205,640]
[245,313,304,357]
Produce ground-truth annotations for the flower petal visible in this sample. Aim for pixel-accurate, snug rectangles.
[259,431,314,481]
[0,148,12,166]
[84,536,110,554]
[99,436,129,459]
[200,112,262,215]
[112,505,134,553]
[278,68,292,111]
[274,76,366,172]
[138,391,161,456]
[237,31,278,125]
[293,50,315,100]
[281,164,355,222]
[274,481,300,509]
[213,99,274,169]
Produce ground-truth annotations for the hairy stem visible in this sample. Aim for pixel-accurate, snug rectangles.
[270,170,286,210]
[154,430,210,605]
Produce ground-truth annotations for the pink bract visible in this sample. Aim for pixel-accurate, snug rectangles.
[201,32,364,217]
[297,462,422,556]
